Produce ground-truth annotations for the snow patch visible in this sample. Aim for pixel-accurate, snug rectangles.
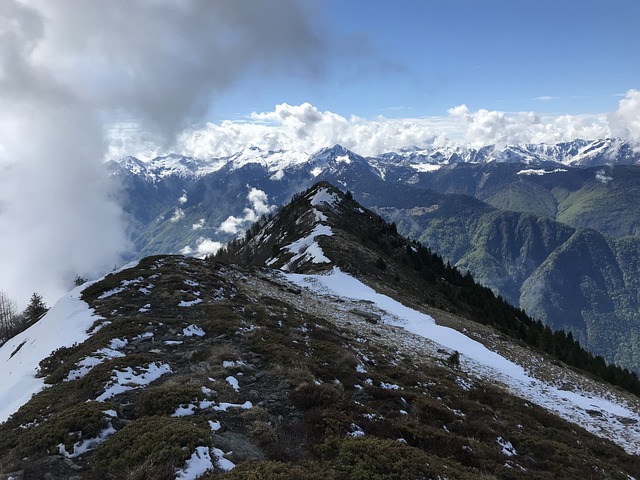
[517,168,567,175]
[173,404,197,417]
[348,423,365,437]
[98,287,125,299]
[109,338,128,349]
[179,298,202,307]
[410,163,442,172]
[65,347,126,381]
[96,362,172,402]
[213,401,253,412]
[226,376,240,392]
[183,325,206,337]
[282,224,334,269]
[176,446,214,480]
[212,447,235,471]
[309,187,339,206]
[58,419,116,458]
[497,436,517,457]
[0,284,103,424]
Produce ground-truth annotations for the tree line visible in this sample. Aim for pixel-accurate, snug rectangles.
[400,239,640,396]
[0,291,48,346]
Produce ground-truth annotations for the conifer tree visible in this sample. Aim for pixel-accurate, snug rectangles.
[24,292,48,325]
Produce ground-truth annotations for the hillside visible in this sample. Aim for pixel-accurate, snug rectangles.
[109,145,640,373]
[399,162,640,239]
[370,184,640,372]
[2,183,640,479]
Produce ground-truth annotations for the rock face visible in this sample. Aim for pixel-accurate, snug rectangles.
[1,184,640,479]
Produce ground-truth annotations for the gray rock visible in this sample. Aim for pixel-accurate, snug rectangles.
[212,432,265,462]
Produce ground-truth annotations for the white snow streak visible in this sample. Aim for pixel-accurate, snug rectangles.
[285,268,640,455]
[283,224,334,269]
[96,362,172,402]
[175,446,214,480]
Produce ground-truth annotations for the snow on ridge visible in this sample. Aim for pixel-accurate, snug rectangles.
[308,187,339,207]
[281,224,334,270]
[517,168,568,176]
[284,268,640,455]
[410,163,442,173]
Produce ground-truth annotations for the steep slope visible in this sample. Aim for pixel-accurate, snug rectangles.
[2,184,640,479]
[402,162,640,239]
[372,184,640,373]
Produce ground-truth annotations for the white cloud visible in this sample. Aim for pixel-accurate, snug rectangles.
[247,188,272,216]
[192,219,205,231]
[150,99,635,160]
[219,215,247,235]
[609,89,640,144]
[181,238,223,258]
[595,170,613,184]
[218,188,275,235]
[0,0,323,306]
[170,208,185,223]
[445,104,614,147]
[178,192,188,205]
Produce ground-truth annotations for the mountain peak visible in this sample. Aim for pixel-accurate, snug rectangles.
[304,181,344,207]
[214,182,356,273]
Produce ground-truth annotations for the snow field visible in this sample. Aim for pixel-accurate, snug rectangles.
[0,284,103,424]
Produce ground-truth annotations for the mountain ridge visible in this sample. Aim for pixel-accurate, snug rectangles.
[2,182,640,478]
[109,138,640,180]
[109,145,640,373]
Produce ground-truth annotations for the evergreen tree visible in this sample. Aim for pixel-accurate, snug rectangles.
[24,292,48,325]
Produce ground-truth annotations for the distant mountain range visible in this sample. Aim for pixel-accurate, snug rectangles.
[108,138,640,373]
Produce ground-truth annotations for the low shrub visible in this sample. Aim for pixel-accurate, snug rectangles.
[91,416,210,476]
[18,401,117,456]
[135,384,203,417]
[292,382,344,410]
[215,460,329,480]
[321,436,477,480]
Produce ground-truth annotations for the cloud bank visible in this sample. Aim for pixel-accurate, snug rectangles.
[118,90,637,160]
[0,0,323,306]
[219,188,275,235]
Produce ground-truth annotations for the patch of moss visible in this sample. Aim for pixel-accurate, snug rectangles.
[215,460,330,480]
[135,384,203,417]
[91,416,211,476]
[18,401,117,456]
[320,436,478,480]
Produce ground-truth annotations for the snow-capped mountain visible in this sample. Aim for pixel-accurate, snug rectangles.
[108,138,639,182]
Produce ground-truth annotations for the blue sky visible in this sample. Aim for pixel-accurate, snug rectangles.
[211,0,640,121]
